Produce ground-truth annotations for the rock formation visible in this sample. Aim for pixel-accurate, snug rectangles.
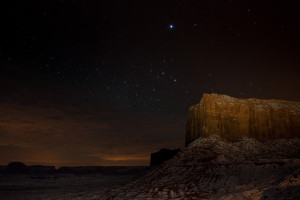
[150,148,181,167]
[27,165,56,174]
[186,93,300,145]
[6,162,27,174]
[97,135,300,200]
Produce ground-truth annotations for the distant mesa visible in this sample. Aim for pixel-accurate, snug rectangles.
[5,162,56,174]
[6,162,27,174]
[0,165,6,174]
[28,165,56,174]
[58,166,73,173]
[150,148,181,167]
[186,93,300,145]
[56,166,148,175]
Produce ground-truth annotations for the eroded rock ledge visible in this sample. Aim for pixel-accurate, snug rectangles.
[186,93,300,145]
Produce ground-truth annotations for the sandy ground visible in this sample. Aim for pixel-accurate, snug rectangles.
[0,173,137,200]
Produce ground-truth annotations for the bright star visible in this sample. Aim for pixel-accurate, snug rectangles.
[169,24,174,29]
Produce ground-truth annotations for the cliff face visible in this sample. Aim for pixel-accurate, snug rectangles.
[186,93,300,145]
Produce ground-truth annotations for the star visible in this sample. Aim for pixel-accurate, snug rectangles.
[169,24,174,29]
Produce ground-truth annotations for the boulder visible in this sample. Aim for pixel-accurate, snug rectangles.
[186,93,300,145]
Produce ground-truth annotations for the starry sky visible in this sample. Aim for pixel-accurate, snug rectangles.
[0,0,299,166]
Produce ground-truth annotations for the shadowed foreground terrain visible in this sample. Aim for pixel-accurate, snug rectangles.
[0,167,147,200]
[96,135,300,200]
[1,136,299,200]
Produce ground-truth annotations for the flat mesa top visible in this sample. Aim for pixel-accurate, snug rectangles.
[193,93,300,112]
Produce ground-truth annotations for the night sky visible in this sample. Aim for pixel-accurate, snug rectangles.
[0,0,299,166]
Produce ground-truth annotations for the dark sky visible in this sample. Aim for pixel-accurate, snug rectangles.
[0,0,299,166]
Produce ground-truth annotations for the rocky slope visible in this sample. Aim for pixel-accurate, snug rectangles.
[95,135,300,200]
[186,93,300,145]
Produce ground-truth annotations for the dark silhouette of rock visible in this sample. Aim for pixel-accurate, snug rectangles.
[186,93,300,146]
[6,162,27,174]
[57,166,72,173]
[0,165,6,174]
[150,148,181,167]
[28,165,56,174]
[56,166,149,175]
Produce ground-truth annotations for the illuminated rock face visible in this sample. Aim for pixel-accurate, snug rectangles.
[186,93,300,146]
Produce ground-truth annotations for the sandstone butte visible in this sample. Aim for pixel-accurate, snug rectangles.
[186,93,300,146]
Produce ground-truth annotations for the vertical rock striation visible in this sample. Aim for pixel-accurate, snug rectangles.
[186,93,300,145]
